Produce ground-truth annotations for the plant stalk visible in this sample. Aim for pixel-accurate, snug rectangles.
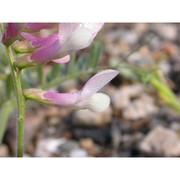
[6,46,25,157]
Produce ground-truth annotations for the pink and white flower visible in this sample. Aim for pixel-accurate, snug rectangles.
[13,23,103,69]
[23,69,119,112]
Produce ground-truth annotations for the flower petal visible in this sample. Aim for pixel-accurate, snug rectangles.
[43,91,81,106]
[30,40,60,63]
[21,32,36,41]
[82,23,104,38]
[58,23,80,44]
[22,32,58,47]
[60,27,93,52]
[76,93,110,112]
[25,23,58,32]
[80,69,119,98]
[51,55,70,64]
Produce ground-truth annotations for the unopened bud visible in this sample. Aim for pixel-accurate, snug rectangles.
[2,23,24,46]
[13,40,35,53]
[14,54,38,70]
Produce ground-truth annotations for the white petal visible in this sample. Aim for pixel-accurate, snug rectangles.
[81,69,119,98]
[81,23,104,37]
[60,27,93,52]
[76,93,110,112]
[58,23,80,44]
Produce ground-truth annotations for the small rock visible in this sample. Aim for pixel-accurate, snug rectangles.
[79,138,102,156]
[128,52,154,65]
[111,119,121,150]
[72,107,112,127]
[122,94,157,121]
[160,42,179,56]
[121,30,139,45]
[159,60,171,74]
[150,36,162,50]
[34,138,66,157]
[72,127,111,145]
[24,110,46,145]
[0,144,9,157]
[58,140,80,152]
[121,133,144,150]
[45,107,69,119]
[134,23,149,36]
[139,126,180,156]
[47,117,60,126]
[80,138,95,151]
[69,149,88,157]
[111,84,144,110]
[152,24,177,41]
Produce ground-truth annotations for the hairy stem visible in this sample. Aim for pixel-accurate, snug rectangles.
[6,46,25,157]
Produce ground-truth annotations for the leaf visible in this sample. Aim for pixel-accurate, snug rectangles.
[67,52,76,75]
[37,66,43,86]
[77,55,88,71]
[5,74,14,98]
[46,63,60,83]
[0,43,9,66]
[0,101,14,144]
[88,41,103,68]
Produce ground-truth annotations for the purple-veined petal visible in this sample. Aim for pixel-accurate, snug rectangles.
[43,91,81,106]
[80,69,119,98]
[22,32,58,47]
[30,40,60,63]
[51,55,70,64]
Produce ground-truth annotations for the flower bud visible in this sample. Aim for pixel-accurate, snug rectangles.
[2,23,24,46]
[13,40,35,53]
[14,54,39,70]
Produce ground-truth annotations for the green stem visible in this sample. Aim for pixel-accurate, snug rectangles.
[6,46,25,157]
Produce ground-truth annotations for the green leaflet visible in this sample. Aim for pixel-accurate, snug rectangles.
[0,101,14,144]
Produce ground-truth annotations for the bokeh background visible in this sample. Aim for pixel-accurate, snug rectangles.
[1,23,180,157]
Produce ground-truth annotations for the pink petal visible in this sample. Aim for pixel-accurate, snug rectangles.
[51,55,70,64]
[22,32,58,47]
[25,23,58,32]
[43,91,81,106]
[21,32,36,41]
[30,40,60,63]
[80,69,119,98]
[36,69,118,108]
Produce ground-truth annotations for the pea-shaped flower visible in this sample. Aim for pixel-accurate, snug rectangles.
[23,69,119,112]
[14,23,103,69]
[2,23,57,46]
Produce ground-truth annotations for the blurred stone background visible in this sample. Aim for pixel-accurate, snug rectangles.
[1,23,180,157]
